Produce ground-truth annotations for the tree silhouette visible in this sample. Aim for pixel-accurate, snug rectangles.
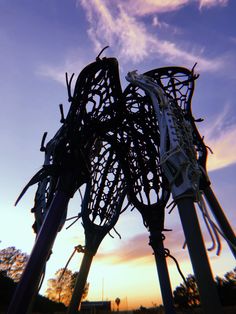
[0,270,66,313]
[0,246,28,282]
[173,275,200,309]
[0,270,16,308]
[216,268,236,306]
[45,268,89,306]
[174,269,236,309]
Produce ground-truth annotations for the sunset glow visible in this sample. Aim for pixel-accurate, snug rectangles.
[1,0,235,310]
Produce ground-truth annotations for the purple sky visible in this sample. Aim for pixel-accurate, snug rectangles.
[0,0,235,309]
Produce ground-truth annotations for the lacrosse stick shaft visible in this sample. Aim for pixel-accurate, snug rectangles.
[7,187,71,314]
[149,231,176,314]
[204,186,236,258]
[176,197,222,314]
[67,251,94,314]
[26,270,45,314]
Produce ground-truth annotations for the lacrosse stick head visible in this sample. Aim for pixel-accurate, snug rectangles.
[81,139,126,254]
[142,66,208,185]
[69,57,124,134]
[142,66,197,110]
[53,56,124,188]
[125,67,204,199]
[117,81,170,232]
[15,56,124,238]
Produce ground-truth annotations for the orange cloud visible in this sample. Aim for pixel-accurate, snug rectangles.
[201,106,236,171]
[95,228,190,266]
[96,233,153,263]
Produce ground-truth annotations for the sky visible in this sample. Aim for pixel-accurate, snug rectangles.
[0,0,236,310]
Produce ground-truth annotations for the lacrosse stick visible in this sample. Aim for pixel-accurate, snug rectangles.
[67,140,126,314]
[188,100,236,257]
[8,53,124,314]
[126,69,222,314]
[67,52,128,312]
[115,82,175,314]
[129,66,236,257]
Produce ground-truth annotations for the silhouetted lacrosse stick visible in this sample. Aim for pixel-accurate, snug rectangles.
[67,140,126,314]
[8,116,82,314]
[125,66,235,257]
[8,52,124,314]
[117,78,175,314]
[67,52,128,312]
[126,68,222,314]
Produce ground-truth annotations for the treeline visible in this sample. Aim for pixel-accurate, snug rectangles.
[0,246,89,312]
[0,270,66,313]
[173,269,236,310]
[0,246,235,312]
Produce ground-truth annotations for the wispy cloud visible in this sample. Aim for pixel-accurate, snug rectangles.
[96,230,190,265]
[80,0,150,63]
[37,64,67,85]
[198,0,228,10]
[229,36,236,45]
[79,0,226,71]
[201,105,236,171]
[152,16,181,35]
[96,233,153,264]
[37,51,90,85]
[38,0,229,83]
[103,0,228,16]
[94,214,231,268]
[113,0,189,16]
